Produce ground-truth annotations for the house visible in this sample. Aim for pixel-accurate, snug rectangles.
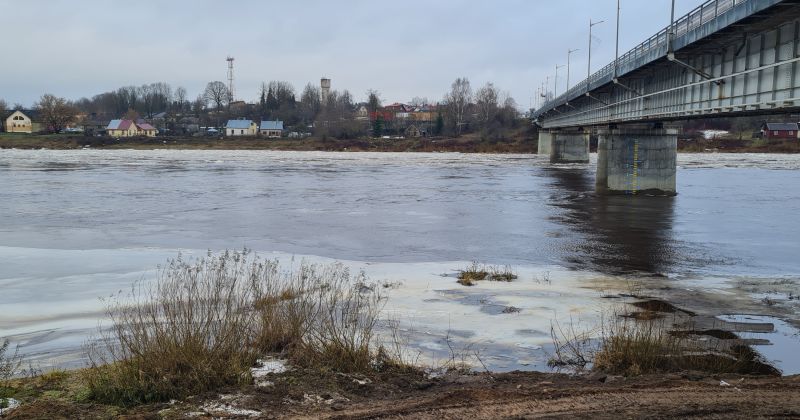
[3,110,41,133]
[405,124,425,138]
[259,120,284,138]
[106,119,158,137]
[355,105,369,121]
[225,119,257,136]
[761,122,798,140]
[137,122,158,137]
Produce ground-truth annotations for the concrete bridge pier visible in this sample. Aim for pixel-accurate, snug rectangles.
[538,129,590,163]
[596,125,677,196]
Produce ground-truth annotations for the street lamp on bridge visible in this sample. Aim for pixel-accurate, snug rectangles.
[567,48,579,93]
[554,64,565,97]
[587,18,605,92]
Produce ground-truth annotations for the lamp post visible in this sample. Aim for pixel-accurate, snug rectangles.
[554,64,565,97]
[668,0,676,53]
[588,18,605,91]
[614,0,621,77]
[567,48,579,92]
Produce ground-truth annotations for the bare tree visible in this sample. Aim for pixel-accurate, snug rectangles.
[192,95,206,114]
[0,99,6,116]
[203,81,230,112]
[299,83,321,123]
[174,87,188,112]
[410,96,429,107]
[366,89,381,114]
[475,82,499,127]
[36,94,77,133]
[444,77,472,136]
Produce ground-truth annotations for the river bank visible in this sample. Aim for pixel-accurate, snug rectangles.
[2,133,799,153]
[3,367,799,419]
[0,133,538,154]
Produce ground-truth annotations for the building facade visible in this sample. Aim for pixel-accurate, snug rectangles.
[225,120,258,136]
[259,120,284,138]
[106,120,158,137]
[761,123,798,140]
[4,110,35,133]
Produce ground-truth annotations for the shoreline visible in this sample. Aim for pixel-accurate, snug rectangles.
[2,134,800,154]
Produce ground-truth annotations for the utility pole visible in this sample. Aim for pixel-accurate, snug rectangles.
[614,0,621,77]
[545,76,550,101]
[555,64,565,97]
[588,19,605,92]
[567,48,579,92]
[668,0,676,53]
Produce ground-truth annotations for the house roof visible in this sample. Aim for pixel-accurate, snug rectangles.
[3,109,40,121]
[107,119,134,130]
[138,123,156,131]
[226,120,254,129]
[765,122,798,131]
[260,120,284,130]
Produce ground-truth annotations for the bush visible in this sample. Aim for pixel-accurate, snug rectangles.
[0,339,21,382]
[549,310,780,376]
[457,262,517,286]
[85,250,394,406]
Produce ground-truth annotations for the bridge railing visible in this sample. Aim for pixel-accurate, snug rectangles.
[534,0,747,118]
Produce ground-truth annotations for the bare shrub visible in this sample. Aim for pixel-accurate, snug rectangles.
[84,250,403,406]
[548,309,780,376]
[85,251,260,405]
[0,339,21,382]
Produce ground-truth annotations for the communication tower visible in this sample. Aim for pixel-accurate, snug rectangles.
[226,56,235,102]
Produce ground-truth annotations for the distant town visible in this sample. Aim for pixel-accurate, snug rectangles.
[0,74,522,142]
[3,73,800,151]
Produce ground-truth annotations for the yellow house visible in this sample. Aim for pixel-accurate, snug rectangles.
[106,119,158,137]
[4,110,35,133]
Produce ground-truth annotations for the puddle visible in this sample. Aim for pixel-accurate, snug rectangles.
[716,314,800,375]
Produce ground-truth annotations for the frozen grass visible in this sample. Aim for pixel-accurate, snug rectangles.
[84,250,409,407]
[549,309,780,376]
[0,339,21,382]
[456,262,518,286]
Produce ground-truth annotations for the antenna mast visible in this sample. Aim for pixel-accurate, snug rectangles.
[226,56,235,102]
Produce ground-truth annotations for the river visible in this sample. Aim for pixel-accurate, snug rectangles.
[1,150,798,373]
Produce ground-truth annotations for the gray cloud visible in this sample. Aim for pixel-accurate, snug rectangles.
[0,0,699,109]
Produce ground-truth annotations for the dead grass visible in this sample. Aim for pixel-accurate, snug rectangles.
[0,339,21,382]
[548,308,780,377]
[83,250,407,407]
[457,262,518,286]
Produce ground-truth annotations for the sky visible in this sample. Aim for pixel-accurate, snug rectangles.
[0,0,701,109]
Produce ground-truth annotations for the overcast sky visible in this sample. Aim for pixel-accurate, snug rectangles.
[0,0,701,109]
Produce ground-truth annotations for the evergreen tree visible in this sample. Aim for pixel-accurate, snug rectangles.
[373,115,384,138]
[435,112,444,136]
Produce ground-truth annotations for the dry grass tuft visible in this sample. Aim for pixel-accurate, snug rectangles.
[457,262,517,286]
[84,250,406,407]
[0,339,21,382]
[548,308,780,377]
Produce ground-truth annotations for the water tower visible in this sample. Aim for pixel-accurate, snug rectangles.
[320,78,331,104]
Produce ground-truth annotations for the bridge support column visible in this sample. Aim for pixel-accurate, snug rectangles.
[596,125,677,196]
[537,131,553,156]
[549,129,590,163]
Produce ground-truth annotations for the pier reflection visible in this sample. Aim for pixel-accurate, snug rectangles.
[543,166,677,275]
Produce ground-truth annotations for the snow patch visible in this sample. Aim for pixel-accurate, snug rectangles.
[0,398,20,416]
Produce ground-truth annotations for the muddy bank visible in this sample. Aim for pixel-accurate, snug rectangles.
[0,134,538,154]
[4,368,799,419]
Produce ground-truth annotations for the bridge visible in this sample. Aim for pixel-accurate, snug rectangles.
[532,0,800,195]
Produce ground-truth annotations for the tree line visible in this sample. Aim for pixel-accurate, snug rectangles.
[2,77,522,139]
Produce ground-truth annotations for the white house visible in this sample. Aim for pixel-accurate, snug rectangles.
[259,120,284,138]
[225,120,257,136]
